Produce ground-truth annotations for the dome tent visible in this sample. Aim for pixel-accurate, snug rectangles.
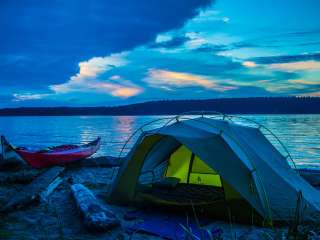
[107,115,320,223]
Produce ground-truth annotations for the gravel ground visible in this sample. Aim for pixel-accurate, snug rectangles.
[0,161,285,240]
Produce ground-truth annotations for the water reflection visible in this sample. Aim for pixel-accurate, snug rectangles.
[108,116,137,156]
[79,127,93,144]
[111,116,136,142]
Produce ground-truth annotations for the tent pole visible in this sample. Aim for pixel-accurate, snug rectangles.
[187,153,195,184]
[0,136,4,161]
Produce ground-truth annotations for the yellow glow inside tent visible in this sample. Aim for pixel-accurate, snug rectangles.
[165,145,222,187]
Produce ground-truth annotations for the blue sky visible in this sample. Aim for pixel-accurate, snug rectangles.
[1,0,320,107]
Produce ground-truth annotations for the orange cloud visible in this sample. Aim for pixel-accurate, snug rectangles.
[49,52,143,98]
[242,61,257,68]
[111,87,142,97]
[299,91,320,97]
[150,69,216,88]
[51,79,142,99]
[96,82,143,98]
[309,92,320,97]
[145,69,236,92]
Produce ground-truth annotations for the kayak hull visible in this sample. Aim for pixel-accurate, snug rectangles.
[15,138,101,168]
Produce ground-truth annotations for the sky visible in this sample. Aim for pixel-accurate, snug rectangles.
[1,0,320,107]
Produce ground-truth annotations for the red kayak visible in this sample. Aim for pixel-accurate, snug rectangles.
[1,136,101,168]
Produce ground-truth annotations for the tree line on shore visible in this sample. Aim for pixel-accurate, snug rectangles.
[0,97,319,115]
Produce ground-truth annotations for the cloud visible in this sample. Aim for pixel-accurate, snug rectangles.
[109,75,121,80]
[183,32,239,50]
[218,47,278,59]
[13,93,51,101]
[191,41,258,54]
[268,60,320,72]
[3,1,320,107]
[258,77,320,95]
[288,79,320,85]
[155,34,173,43]
[192,44,228,53]
[107,85,142,98]
[242,61,257,68]
[251,52,320,64]
[307,92,320,97]
[222,17,230,23]
[78,55,128,77]
[149,36,190,49]
[49,52,142,98]
[190,9,230,24]
[50,81,142,98]
[144,69,236,92]
[0,0,211,93]
[184,32,208,49]
[89,82,143,98]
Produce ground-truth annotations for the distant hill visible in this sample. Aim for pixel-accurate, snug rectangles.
[0,97,319,116]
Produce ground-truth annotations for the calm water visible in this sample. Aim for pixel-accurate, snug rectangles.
[0,115,319,168]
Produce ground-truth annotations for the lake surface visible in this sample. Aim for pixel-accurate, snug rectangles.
[0,115,319,168]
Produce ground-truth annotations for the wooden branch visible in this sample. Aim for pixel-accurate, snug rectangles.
[0,166,65,213]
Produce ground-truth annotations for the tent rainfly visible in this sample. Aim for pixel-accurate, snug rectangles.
[107,117,320,222]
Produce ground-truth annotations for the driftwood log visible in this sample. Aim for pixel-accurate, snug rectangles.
[70,183,119,231]
[40,176,63,203]
[0,166,64,212]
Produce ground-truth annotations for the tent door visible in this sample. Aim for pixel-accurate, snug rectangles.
[164,145,222,187]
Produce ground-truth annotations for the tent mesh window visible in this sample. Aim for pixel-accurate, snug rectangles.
[139,160,168,185]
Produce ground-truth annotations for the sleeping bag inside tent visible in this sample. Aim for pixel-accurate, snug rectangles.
[107,117,320,223]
